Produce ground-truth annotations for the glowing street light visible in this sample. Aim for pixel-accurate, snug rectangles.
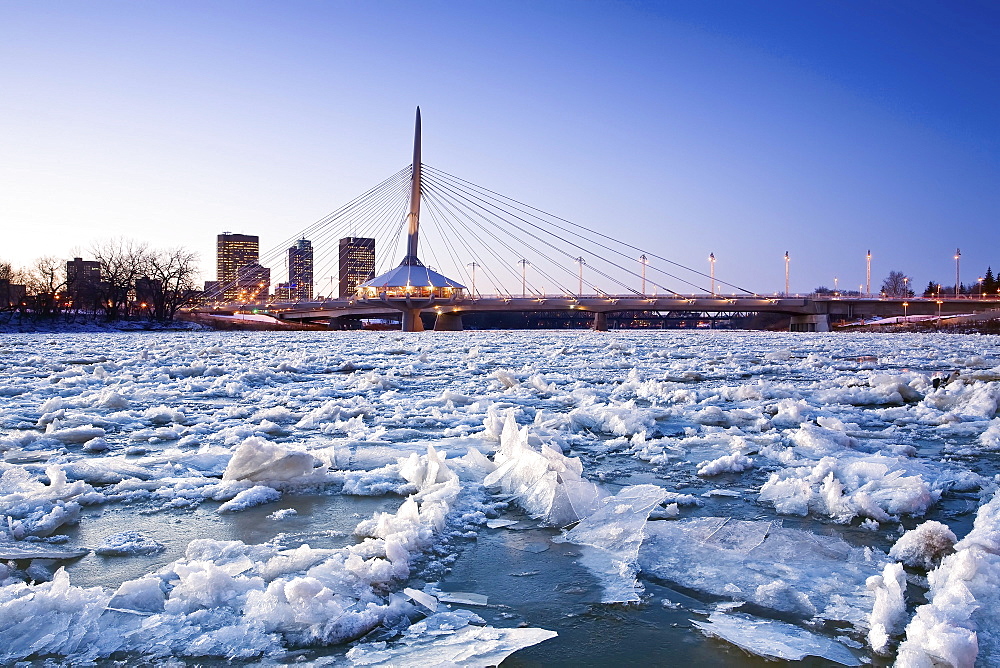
[979,276,984,299]
[639,254,647,296]
[955,248,961,298]
[902,301,909,321]
[518,259,530,298]
[709,253,716,296]
[866,250,872,297]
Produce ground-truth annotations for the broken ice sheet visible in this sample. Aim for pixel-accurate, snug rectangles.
[486,518,518,529]
[639,517,885,626]
[693,611,860,666]
[345,611,556,667]
[437,592,489,606]
[555,484,668,603]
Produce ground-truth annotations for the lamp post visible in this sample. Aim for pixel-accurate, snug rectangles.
[979,277,984,299]
[936,299,943,325]
[709,253,716,296]
[955,248,961,298]
[466,262,479,299]
[518,259,530,298]
[834,276,839,295]
[866,250,871,297]
[903,301,909,322]
[576,257,586,297]
[784,251,789,296]
[639,254,647,296]
[903,276,909,297]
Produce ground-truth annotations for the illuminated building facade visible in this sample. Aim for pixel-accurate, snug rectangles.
[288,238,313,300]
[217,233,259,299]
[339,237,375,297]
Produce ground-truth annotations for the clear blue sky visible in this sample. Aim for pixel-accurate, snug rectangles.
[1,0,998,294]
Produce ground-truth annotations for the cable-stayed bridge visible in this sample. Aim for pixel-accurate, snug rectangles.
[195,110,994,332]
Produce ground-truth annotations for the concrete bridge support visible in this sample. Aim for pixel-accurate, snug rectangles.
[789,314,830,332]
[401,309,425,332]
[592,312,608,331]
[434,312,464,331]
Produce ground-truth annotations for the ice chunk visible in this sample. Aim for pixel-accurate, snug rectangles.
[486,518,518,529]
[403,586,438,612]
[345,611,556,667]
[866,562,906,654]
[0,542,89,560]
[217,485,281,513]
[484,411,605,526]
[890,520,957,570]
[697,453,754,477]
[95,531,166,556]
[693,611,860,665]
[896,489,1000,667]
[556,484,668,603]
[639,517,884,625]
[222,436,316,482]
[437,591,488,606]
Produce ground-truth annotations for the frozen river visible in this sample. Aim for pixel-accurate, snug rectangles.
[2,330,1000,666]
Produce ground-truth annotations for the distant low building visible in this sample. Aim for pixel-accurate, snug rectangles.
[66,257,101,308]
[0,279,26,308]
[203,280,223,300]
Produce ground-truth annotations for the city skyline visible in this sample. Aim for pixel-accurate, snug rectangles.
[1,2,997,294]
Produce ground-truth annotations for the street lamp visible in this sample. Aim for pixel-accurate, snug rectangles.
[902,301,909,322]
[936,299,943,325]
[639,254,647,296]
[955,248,961,298]
[834,276,839,295]
[784,251,789,296]
[979,277,984,299]
[903,276,909,297]
[709,253,716,296]
[466,262,479,299]
[866,250,871,297]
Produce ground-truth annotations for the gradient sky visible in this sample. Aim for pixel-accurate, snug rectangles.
[1,1,998,294]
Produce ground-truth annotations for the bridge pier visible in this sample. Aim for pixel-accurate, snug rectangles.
[434,312,464,331]
[401,309,425,332]
[789,314,830,332]
[592,312,608,331]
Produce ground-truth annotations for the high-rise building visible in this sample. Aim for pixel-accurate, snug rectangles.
[339,237,375,297]
[66,257,102,307]
[288,238,313,300]
[217,233,259,300]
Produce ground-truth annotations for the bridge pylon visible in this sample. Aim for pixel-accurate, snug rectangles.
[356,108,466,332]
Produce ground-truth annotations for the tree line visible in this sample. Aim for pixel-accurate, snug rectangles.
[1,239,200,322]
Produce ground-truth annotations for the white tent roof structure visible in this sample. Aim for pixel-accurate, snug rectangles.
[360,261,466,290]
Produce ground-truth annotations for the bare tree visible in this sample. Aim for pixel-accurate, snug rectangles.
[25,256,66,316]
[146,247,200,321]
[91,239,152,320]
[881,270,914,297]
